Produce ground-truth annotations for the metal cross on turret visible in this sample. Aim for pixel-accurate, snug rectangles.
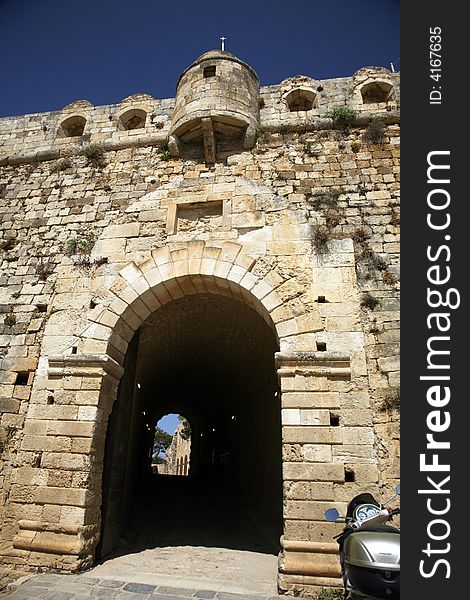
[220,36,226,51]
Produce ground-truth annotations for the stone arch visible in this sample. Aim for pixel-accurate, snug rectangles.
[351,69,396,110]
[116,107,148,131]
[80,240,320,363]
[280,76,319,112]
[89,240,301,560]
[283,87,317,112]
[359,80,395,104]
[57,114,87,138]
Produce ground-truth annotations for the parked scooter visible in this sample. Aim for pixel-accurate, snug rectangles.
[324,484,400,600]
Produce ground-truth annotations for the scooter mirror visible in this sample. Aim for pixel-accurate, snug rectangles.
[324,508,340,522]
[396,484,400,495]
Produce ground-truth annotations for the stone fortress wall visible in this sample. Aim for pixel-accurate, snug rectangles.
[165,421,191,476]
[0,50,399,596]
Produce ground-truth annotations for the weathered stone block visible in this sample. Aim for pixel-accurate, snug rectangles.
[283,462,345,482]
[283,426,342,445]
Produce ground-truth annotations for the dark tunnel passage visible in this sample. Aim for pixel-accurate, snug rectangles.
[97,291,283,561]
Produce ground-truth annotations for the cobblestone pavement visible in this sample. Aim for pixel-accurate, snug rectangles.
[2,574,285,600]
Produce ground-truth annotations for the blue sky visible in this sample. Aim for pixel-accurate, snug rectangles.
[158,414,180,435]
[0,0,399,117]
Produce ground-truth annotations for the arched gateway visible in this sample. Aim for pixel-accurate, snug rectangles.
[12,241,352,589]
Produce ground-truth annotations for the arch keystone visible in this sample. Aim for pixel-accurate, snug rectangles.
[173,260,190,278]
[200,258,217,277]
[170,248,189,263]
[187,240,206,258]
[202,246,221,261]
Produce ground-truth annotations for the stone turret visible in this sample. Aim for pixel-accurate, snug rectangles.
[169,50,260,163]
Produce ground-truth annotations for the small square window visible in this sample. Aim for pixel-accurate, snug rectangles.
[15,372,30,386]
[330,414,340,427]
[204,66,216,78]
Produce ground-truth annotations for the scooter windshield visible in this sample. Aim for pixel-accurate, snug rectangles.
[346,493,379,518]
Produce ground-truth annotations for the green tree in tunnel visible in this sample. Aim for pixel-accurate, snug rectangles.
[152,427,172,463]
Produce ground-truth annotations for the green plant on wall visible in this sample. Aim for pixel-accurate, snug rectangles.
[3,312,16,327]
[382,270,398,286]
[364,118,386,144]
[50,158,73,173]
[307,189,344,246]
[361,291,380,311]
[0,426,16,454]
[311,224,330,254]
[327,107,358,129]
[36,256,54,281]
[159,141,171,161]
[65,232,95,256]
[83,144,106,168]
[379,388,400,412]
[307,189,342,212]
[0,237,17,252]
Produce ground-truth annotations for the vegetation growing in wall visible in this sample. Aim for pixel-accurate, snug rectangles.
[327,107,358,129]
[65,232,96,257]
[307,189,342,214]
[299,135,311,154]
[379,388,400,412]
[382,270,398,286]
[0,237,17,252]
[369,318,380,334]
[0,426,16,454]
[298,134,321,157]
[311,224,330,254]
[352,227,397,285]
[364,118,386,144]
[255,127,272,146]
[390,208,400,226]
[3,312,16,327]
[361,291,380,311]
[351,140,361,152]
[83,144,106,168]
[158,141,171,161]
[307,189,345,253]
[64,231,99,268]
[351,227,369,245]
[50,158,73,173]
[35,256,55,281]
